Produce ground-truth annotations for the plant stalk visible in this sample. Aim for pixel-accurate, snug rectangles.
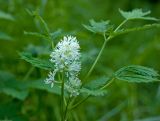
[61,74,64,121]
[84,33,111,80]
[64,97,71,120]
[84,20,127,81]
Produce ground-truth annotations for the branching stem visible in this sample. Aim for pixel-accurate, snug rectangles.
[84,33,111,80]
[84,20,127,81]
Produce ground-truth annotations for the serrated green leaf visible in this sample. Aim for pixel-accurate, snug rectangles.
[80,88,107,96]
[115,65,160,83]
[84,77,110,89]
[19,52,54,70]
[0,71,29,100]
[119,8,158,21]
[0,11,15,21]
[0,32,13,41]
[83,19,113,34]
[112,23,160,37]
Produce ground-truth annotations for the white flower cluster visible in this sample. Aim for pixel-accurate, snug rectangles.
[45,36,81,97]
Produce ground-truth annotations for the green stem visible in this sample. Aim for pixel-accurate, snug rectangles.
[100,77,115,89]
[69,95,90,110]
[84,33,111,81]
[84,20,127,81]
[64,97,71,120]
[36,14,54,48]
[51,41,54,49]
[23,66,35,81]
[114,19,127,32]
[61,74,64,121]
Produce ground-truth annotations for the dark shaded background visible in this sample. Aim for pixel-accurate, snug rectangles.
[0,0,160,121]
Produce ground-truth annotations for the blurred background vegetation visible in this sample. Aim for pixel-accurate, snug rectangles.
[0,0,160,121]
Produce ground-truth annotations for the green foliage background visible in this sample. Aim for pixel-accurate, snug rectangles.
[0,0,160,121]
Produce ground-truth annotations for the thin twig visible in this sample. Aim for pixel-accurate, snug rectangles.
[64,97,71,120]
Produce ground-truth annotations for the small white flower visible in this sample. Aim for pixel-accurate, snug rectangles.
[44,71,56,87]
[65,77,82,97]
[69,76,81,87]
[67,61,81,76]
